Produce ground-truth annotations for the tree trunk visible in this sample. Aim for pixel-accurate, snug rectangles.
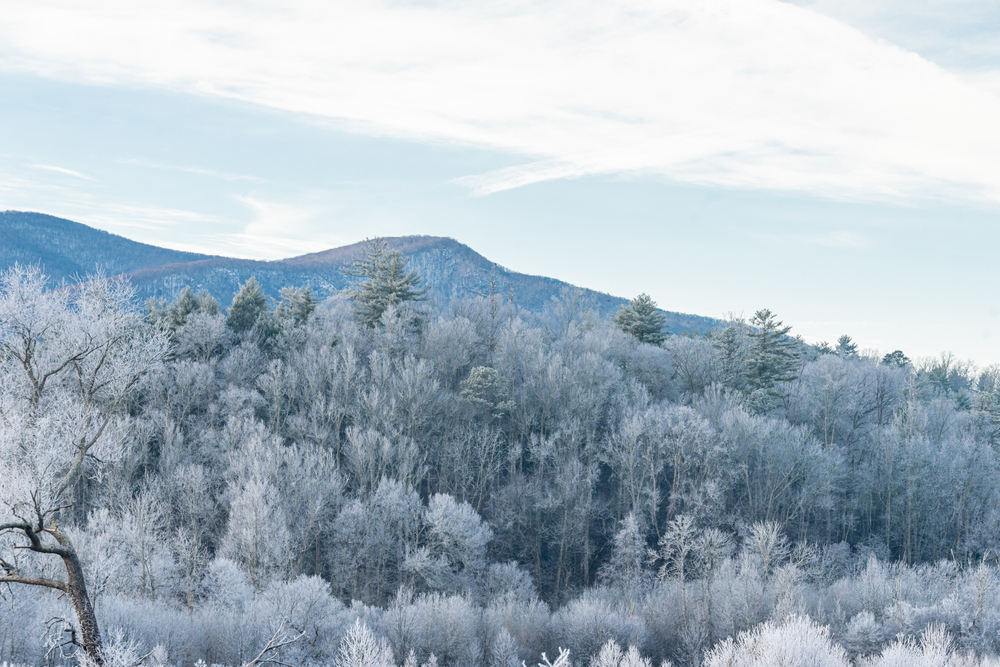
[1,523,105,666]
[63,550,104,666]
[50,526,104,666]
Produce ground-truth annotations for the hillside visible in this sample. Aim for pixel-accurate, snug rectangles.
[0,211,212,281]
[1,211,719,332]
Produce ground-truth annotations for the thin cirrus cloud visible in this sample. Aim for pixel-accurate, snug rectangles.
[117,159,266,183]
[1,0,999,202]
[28,164,95,181]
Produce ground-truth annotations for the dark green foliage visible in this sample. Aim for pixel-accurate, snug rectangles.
[343,237,429,328]
[277,285,317,325]
[712,317,752,391]
[613,293,668,345]
[226,277,269,333]
[147,286,221,332]
[836,335,858,357]
[747,309,800,393]
[882,349,910,367]
[459,366,513,420]
[815,341,835,355]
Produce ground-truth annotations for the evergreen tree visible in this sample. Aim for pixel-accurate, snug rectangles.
[882,349,910,367]
[835,335,858,357]
[169,286,200,329]
[146,287,220,333]
[343,238,429,328]
[613,293,668,345]
[712,316,752,390]
[747,309,799,393]
[226,277,269,333]
[277,285,317,325]
[814,341,835,355]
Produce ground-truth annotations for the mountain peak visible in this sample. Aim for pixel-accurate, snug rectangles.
[0,211,719,332]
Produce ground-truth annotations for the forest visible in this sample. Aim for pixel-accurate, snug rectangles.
[3,239,1000,667]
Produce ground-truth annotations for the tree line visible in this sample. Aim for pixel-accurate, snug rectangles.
[2,239,1000,666]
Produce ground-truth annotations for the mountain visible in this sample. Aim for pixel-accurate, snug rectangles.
[1,211,720,333]
[0,211,212,281]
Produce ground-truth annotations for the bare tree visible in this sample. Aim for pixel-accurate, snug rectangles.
[0,266,167,665]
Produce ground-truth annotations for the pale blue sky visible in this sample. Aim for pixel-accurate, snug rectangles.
[0,0,998,364]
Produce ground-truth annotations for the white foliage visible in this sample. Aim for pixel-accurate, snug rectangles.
[860,624,1000,667]
[702,615,849,667]
[221,476,291,590]
[204,557,254,610]
[592,640,653,667]
[0,265,167,525]
[252,575,351,663]
[407,493,493,594]
[336,620,396,667]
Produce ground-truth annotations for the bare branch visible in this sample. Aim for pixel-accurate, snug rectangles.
[243,620,307,667]
[0,573,68,592]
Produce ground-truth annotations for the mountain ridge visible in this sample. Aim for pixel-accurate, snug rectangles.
[0,211,213,281]
[1,211,720,333]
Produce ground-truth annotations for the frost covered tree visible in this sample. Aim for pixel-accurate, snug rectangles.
[613,294,667,346]
[0,266,167,664]
[276,285,317,326]
[592,640,654,667]
[336,620,396,667]
[702,616,848,667]
[835,335,858,358]
[405,493,493,595]
[597,514,654,611]
[343,238,429,328]
[747,309,799,398]
[221,476,291,591]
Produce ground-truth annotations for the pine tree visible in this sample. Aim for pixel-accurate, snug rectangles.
[882,350,910,367]
[277,285,317,325]
[613,293,668,345]
[835,335,858,357]
[747,309,800,393]
[712,316,752,390]
[227,277,269,333]
[343,238,429,328]
[146,287,220,333]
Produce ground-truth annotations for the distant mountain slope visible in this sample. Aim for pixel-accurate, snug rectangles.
[1,211,720,333]
[0,211,212,281]
[125,236,626,315]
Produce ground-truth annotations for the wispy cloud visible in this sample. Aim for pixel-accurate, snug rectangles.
[790,0,1000,71]
[233,195,353,259]
[1,0,999,201]
[119,158,265,183]
[28,164,95,180]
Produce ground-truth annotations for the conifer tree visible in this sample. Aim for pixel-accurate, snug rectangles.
[277,285,317,325]
[227,277,269,333]
[343,238,429,328]
[747,309,799,393]
[613,293,668,345]
[882,349,910,367]
[835,335,858,357]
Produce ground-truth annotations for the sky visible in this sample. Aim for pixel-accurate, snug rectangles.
[0,0,997,365]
